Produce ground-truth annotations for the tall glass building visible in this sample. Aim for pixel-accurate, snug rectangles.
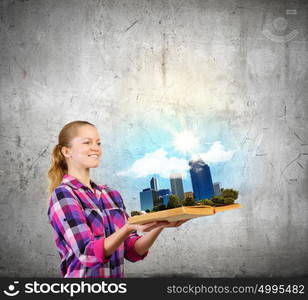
[170,172,185,200]
[157,189,170,197]
[213,182,221,196]
[150,177,158,191]
[140,188,159,211]
[189,159,214,200]
[161,194,170,206]
[158,189,171,206]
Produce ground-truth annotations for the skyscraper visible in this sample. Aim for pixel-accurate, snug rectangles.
[170,172,185,200]
[158,189,170,197]
[140,188,159,211]
[161,194,170,206]
[213,182,221,196]
[189,159,214,200]
[150,177,158,191]
[158,189,171,206]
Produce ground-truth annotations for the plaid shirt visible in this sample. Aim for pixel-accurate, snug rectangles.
[47,174,147,278]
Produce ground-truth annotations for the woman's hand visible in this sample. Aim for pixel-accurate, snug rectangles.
[128,219,192,256]
[126,218,192,233]
[126,221,170,233]
[156,219,191,228]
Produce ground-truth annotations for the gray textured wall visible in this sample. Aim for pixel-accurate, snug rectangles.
[0,0,307,277]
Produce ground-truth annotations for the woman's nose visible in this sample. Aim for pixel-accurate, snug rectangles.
[91,144,100,151]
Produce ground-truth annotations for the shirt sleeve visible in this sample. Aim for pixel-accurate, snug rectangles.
[48,186,111,267]
[107,188,149,262]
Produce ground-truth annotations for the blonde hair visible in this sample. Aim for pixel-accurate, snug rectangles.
[47,120,95,197]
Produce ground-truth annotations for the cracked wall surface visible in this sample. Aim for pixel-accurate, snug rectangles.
[0,0,307,277]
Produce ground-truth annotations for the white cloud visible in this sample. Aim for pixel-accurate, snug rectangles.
[191,141,235,164]
[116,148,189,179]
[117,142,235,179]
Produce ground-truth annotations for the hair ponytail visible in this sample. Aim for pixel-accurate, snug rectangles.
[47,120,95,197]
[47,144,67,197]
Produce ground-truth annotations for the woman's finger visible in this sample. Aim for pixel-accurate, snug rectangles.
[178,219,190,225]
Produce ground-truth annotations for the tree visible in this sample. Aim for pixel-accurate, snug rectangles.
[157,204,167,211]
[167,195,182,209]
[200,199,214,206]
[223,197,235,205]
[210,188,239,206]
[221,189,238,200]
[131,211,142,216]
[211,196,224,204]
[182,197,196,206]
[151,206,159,212]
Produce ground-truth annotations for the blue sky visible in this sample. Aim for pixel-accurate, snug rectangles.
[116,120,239,196]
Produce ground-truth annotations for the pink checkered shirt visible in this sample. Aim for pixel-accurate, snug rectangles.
[47,174,148,278]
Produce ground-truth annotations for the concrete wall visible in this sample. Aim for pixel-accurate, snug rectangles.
[0,0,307,277]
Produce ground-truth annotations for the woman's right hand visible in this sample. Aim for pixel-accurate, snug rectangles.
[126,221,170,233]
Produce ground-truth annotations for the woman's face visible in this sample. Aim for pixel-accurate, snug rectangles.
[64,125,102,169]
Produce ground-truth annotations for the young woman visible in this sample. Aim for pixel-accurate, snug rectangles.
[47,120,189,278]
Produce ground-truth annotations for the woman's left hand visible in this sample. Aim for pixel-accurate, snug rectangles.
[157,219,191,228]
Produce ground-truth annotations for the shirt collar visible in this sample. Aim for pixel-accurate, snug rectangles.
[61,174,102,191]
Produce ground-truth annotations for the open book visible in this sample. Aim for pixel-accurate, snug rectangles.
[127,203,241,224]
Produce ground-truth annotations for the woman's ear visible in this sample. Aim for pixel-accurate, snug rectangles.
[61,146,72,158]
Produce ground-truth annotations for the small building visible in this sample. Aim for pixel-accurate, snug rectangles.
[184,191,194,200]
[213,182,221,196]
[170,172,185,200]
[140,188,159,211]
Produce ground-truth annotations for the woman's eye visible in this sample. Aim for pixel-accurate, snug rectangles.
[83,141,101,146]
